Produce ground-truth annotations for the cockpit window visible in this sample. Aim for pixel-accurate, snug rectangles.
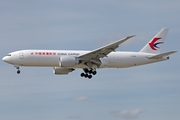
[7,54,11,56]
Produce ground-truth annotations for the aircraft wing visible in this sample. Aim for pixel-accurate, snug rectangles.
[78,35,135,67]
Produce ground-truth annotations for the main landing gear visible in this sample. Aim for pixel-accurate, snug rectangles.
[15,66,21,74]
[80,68,97,79]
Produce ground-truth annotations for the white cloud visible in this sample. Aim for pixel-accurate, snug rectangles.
[111,108,144,119]
[74,96,95,102]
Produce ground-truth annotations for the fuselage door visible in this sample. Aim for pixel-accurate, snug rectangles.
[19,52,24,59]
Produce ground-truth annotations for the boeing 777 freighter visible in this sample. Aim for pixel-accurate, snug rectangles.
[2,28,176,79]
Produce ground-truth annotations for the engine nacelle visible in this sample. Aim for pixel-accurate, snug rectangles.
[53,67,75,75]
[59,56,78,67]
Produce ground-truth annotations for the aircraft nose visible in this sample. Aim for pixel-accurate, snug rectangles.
[2,56,11,63]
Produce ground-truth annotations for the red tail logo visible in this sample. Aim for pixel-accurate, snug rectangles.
[149,38,163,50]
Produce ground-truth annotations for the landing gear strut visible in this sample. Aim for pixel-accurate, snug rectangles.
[80,68,97,79]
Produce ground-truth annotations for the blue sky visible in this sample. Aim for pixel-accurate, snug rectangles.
[0,0,180,120]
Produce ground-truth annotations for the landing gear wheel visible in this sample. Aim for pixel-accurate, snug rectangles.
[88,75,92,79]
[83,69,89,73]
[84,74,88,78]
[81,73,85,77]
[17,70,20,74]
[89,69,93,74]
[92,71,97,75]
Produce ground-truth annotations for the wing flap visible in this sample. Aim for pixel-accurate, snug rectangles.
[148,51,177,59]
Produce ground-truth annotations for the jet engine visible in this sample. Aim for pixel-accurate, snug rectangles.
[53,67,75,75]
[59,56,79,67]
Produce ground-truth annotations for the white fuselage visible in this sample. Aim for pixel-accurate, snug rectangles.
[3,50,168,68]
[2,28,175,78]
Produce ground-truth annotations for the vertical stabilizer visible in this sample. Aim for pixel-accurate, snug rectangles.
[140,28,169,54]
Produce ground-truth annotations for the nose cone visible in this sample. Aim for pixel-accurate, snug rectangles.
[2,56,11,63]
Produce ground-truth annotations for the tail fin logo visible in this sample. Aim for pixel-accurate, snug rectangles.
[149,38,163,50]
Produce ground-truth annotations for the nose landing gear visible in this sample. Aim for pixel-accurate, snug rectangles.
[17,69,20,74]
[14,66,20,74]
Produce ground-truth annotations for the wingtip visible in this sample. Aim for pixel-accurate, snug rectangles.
[126,35,136,39]
[132,35,136,37]
[172,51,178,53]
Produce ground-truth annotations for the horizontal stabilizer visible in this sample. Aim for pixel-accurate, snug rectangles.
[148,51,177,59]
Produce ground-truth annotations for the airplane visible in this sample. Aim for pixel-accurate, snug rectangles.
[2,28,177,79]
